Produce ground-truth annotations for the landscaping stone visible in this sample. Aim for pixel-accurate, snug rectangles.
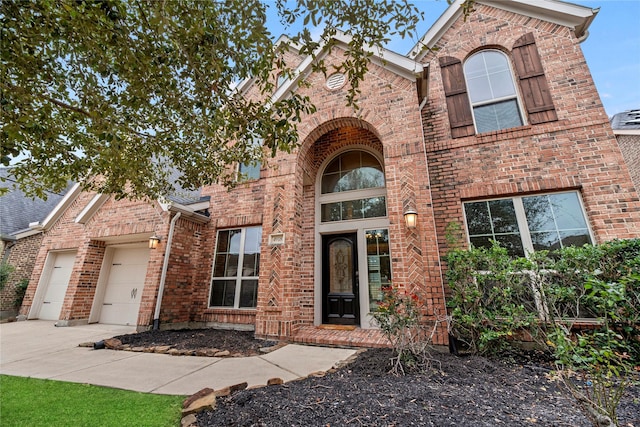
[180,413,197,427]
[183,388,215,409]
[182,392,216,416]
[103,338,122,350]
[154,345,171,353]
[267,377,283,386]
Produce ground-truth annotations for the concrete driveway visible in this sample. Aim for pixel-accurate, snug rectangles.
[0,320,357,395]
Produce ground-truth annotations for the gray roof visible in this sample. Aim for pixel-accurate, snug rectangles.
[0,166,206,239]
[611,109,640,130]
[164,167,203,205]
[0,168,72,238]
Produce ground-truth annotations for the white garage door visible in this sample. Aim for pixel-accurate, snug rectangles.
[99,247,150,326]
[38,251,76,320]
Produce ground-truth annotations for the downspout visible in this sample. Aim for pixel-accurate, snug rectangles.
[417,87,453,352]
[152,212,181,330]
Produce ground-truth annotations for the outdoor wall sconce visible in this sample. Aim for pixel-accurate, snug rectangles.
[149,234,161,249]
[403,210,418,229]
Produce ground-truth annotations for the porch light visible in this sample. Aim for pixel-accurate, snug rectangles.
[403,210,418,229]
[149,234,161,249]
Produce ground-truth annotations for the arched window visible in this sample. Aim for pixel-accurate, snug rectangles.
[464,50,523,133]
[319,150,387,222]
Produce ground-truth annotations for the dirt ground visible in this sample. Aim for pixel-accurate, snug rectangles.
[113,328,639,427]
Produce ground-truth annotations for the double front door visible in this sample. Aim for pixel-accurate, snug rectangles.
[322,233,359,325]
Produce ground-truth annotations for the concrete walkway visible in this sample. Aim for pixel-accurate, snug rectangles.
[0,320,357,396]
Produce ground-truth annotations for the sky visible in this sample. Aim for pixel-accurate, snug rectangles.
[267,0,640,117]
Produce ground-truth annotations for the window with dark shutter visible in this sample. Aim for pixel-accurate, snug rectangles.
[463,50,524,133]
[439,56,475,138]
[512,33,558,125]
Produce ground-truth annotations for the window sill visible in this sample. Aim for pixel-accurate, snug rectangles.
[206,308,258,314]
[474,124,533,144]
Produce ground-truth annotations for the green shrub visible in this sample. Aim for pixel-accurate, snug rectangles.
[446,237,640,427]
[14,278,29,309]
[445,241,543,355]
[0,262,14,291]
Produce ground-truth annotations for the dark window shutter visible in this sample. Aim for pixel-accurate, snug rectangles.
[439,56,475,138]
[512,33,557,124]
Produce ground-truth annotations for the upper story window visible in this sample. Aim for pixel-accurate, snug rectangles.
[238,138,262,181]
[439,33,557,139]
[463,191,593,257]
[464,50,523,133]
[320,150,387,222]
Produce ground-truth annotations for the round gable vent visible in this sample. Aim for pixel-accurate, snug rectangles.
[326,73,346,90]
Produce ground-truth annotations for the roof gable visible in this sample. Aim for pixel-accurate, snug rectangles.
[409,0,598,60]
[238,30,424,105]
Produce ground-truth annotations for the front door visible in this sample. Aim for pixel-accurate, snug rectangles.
[322,233,359,325]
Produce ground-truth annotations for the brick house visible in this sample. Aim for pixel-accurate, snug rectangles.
[19,0,640,347]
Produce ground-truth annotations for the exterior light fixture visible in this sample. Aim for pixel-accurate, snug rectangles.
[403,210,418,229]
[149,234,161,249]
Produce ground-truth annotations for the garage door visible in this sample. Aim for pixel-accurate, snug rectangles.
[99,247,150,326]
[38,251,76,320]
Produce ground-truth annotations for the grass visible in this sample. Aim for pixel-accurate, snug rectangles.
[0,375,185,426]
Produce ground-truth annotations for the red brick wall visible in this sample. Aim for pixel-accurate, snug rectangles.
[421,4,640,267]
[153,217,208,326]
[1,233,42,313]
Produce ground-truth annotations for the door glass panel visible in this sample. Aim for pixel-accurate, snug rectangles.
[366,229,391,310]
[329,240,353,293]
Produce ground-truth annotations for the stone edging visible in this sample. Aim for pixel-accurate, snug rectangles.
[81,338,287,357]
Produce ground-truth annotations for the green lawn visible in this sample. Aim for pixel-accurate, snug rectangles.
[0,375,184,427]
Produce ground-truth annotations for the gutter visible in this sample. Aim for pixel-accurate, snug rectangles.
[152,212,181,330]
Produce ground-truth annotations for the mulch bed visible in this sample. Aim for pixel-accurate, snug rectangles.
[113,328,277,356]
[111,328,640,427]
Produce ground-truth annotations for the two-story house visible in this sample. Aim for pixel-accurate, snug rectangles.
[19,0,639,347]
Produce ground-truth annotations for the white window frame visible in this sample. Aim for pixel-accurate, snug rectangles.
[464,49,526,133]
[209,226,262,309]
[463,191,594,256]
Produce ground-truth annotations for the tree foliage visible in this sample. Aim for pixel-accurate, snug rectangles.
[1,0,472,200]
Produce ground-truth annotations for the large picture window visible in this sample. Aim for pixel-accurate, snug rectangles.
[464,50,523,133]
[463,192,592,257]
[210,226,262,308]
